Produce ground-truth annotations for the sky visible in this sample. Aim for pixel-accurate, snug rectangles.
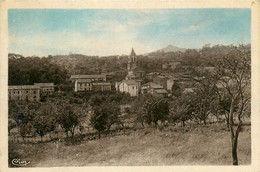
[8,9,251,57]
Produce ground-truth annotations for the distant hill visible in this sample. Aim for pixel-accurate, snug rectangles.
[156,44,186,53]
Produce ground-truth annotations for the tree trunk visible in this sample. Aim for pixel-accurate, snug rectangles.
[203,119,206,125]
[141,121,144,128]
[40,136,43,142]
[229,98,239,165]
[98,131,101,139]
[182,121,185,127]
[232,136,239,165]
[71,128,75,138]
[225,113,230,129]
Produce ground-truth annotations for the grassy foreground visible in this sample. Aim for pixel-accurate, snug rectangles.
[9,124,251,166]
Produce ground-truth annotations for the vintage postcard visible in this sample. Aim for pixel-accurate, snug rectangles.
[0,0,260,171]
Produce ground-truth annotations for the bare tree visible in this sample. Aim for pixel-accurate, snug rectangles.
[214,48,251,165]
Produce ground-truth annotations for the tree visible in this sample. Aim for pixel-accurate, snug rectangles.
[214,49,251,165]
[8,119,16,135]
[144,97,169,127]
[169,95,193,127]
[90,101,120,138]
[90,106,108,139]
[192,73,218,125]
[33,103,57,141]
[171,81,182,97]
[56,101,80,138]
[131,96,146,128]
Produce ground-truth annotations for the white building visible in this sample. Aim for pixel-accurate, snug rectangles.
[117,80,139,97]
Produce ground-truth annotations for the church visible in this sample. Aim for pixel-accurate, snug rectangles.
[116,48,145,96]
[125,48,145,80]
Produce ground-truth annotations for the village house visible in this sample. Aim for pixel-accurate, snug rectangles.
[70,74,106,82]
[70,74,111,92]
[117,80,139,97]
[153,75,168,90]
[92,82,112,91]
[34,83,55,94]
[141,82,168,98]
[8,85,41,101]
[146,72,160,80]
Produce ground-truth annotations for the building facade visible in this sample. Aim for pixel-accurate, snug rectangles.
[70,74,111,92]
[70,74,106,82]
[8,85,40,101]
[34,83,55,93]
[92,82,112,91]
[141,82,168,97]
[117,80,139,97]
[153,76,168,90]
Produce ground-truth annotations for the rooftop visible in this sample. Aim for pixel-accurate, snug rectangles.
[76,79,92,83]
[9,85,40,90]
[34,83,54,87]
[92,82,111,86]
[129,48,136,57]
[70,74,106,80]
[142,82,163,89]
[154,89,168,94]
[124,79,138,85]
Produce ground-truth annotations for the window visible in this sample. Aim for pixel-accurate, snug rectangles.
[13,91,15,94]
[18,91,20,94]
[132,86,134,89]
[26,91,29,93]
[33,91,37,94]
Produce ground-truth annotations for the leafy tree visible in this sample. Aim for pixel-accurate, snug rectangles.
[56,101,80,138]
[144,97,169,127]
[90,101,120,138]
[131,96,147,128]
[171,81,182,97]
[169,96,193,126]
[33,103,57,141]
[8,119,16,135]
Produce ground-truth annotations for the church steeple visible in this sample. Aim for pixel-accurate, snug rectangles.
[130,48,136,57]
[128,48,137,70]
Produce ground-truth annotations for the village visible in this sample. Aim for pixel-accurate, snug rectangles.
[8,48,212,101]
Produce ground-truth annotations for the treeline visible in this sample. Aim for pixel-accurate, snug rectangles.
[8,44,251,86]
[8,54,68,85]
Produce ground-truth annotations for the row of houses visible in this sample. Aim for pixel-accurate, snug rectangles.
[8,83,55,101]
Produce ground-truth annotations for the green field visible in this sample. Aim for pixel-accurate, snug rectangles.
[9,124,251,167]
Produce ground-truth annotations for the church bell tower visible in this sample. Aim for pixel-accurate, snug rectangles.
[127,48,137,70]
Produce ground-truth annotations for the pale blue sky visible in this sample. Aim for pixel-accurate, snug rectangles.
[8,9,251,57]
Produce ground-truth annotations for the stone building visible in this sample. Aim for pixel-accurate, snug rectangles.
[117,79,139,97]
[141,82,168,97]
[8,85,40,101]
[34,83,55,93]
[92,82,112,91]
[153,75,168,90]
[70,74,111,92]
